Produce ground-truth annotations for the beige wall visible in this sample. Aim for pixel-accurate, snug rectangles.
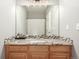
[60,0,79,59]
[0,0,15,59]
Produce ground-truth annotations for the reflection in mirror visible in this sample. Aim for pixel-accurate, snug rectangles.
[16,0,59,36]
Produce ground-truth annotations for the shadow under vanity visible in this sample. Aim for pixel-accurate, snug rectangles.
[5,0,73,59]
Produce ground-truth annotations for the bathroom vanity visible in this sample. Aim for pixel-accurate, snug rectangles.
[5,45,72,59]
[5,39,72,59]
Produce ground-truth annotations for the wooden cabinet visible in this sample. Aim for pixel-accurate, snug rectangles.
[50,45,72,59]
[29,46,48,59]
[50,52,70,59]
[5,45,28,59]
[8,52,27,59]
[5,45,72,59]
[29,52,48,59]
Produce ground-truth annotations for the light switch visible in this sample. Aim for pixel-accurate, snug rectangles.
[76,23,79,30]
[66,24,69,30]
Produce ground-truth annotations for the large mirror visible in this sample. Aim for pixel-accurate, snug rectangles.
[15,0,59,36]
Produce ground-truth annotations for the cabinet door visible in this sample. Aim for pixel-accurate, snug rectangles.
[50,46,71,59]
[8,52,27,59]
[29,52,48,59]
[29,46,49,59]
[50,52,69,59]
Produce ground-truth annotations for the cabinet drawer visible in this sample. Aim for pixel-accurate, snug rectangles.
[29,46,48,52]
[50,46,70,52]
[50,52,69,56]
[30,52,48,55]
[6,45,28,51]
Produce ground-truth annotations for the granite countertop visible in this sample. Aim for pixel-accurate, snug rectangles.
[4,38,73,45]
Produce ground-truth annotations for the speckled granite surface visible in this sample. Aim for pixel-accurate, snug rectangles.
[4,38,73,45]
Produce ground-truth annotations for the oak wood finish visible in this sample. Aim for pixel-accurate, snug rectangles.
[8,53,27,59]
[29,46,49,59]
[50,45,72,59]
[5,45,72,59]
[5,45,28,59]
